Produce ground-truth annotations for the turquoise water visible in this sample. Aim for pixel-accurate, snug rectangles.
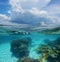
[0,32,60,62]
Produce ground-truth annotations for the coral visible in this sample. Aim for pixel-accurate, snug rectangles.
[36,37,60,62]
[17,57,39,62]
[10,37,32,58]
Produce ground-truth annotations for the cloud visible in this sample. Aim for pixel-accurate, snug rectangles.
[8,0,52,27]
[29,8,48,17]
[7,2,60,29]
[9,9,47,26]
[0,14,11,25]
[0,14,30,30]
[45,0,60,16]
[8,0,53,27]
[9,8,60,28]
[9,0,51,11]
[0,0,60,30]
[45,4,60,15]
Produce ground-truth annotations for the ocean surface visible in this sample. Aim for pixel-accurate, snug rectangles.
[0,32,60,62]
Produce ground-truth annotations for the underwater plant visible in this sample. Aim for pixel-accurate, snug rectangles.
[10,37,32,58]
[36,37,60,62]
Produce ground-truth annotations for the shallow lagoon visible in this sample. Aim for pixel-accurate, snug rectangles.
[0,32,60,62]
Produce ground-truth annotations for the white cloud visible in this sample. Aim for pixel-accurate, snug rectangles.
[7,5,60,29]
[0,14,30,30]
[9,0,52,27]
[45,5,60,15]
[45,0,51,2]
[0,14,10,20]
[9,0,51,12]
[29,8,48,17]
[0,14,11,25]
[0,0,60,30]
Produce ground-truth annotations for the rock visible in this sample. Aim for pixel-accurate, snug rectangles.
[17,57,39,62]
[10,37,32,58]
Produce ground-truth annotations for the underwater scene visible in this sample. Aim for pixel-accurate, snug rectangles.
[0,0,60,62]
[0,26,60,62]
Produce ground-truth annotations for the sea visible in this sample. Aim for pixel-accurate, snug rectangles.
[0,31,60,62]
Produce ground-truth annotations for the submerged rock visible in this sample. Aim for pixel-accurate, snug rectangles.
[10,37,32,58]
[17,57,39,62]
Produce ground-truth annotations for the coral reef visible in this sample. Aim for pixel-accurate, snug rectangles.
[10,37,32,58]
[36,37,60,62]
[17,57,39,62]
[10,35,60,62]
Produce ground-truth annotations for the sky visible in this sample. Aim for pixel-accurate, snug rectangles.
[0,0,60,29]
